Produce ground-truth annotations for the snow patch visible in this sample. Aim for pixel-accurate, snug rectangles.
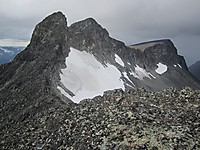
[149,73,156,79]
[122,72,135,86]
[58,47,125,103]
[174,64,182,68]
[115,54,125,67]
[127,62,131,65]
[57,86,72,98]
[177,64,182,68]
[155,63,168,74]
[130,65,153,80]
[126,84,135,88]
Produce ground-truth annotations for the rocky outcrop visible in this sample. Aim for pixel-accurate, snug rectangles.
[129,40,187,70]
[0,87,200,149]
[68,17,127,64]
[0,12,73,131]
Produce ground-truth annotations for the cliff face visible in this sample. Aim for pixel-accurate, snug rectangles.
[0,12,200,149]
[189,61,200,81]
[130,40,187,69]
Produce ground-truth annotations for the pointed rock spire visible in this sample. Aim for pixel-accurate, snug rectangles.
[30,11,68,46]
[15,11,69,62]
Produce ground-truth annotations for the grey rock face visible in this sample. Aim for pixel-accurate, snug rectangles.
[189,61,200,81]
[0,12,73,131]
[136,40,187,69]
[68,17,127,64]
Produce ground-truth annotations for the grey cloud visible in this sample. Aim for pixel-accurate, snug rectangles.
[0,0,200,65]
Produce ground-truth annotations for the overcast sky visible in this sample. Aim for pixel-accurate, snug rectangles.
[0,0,200,65]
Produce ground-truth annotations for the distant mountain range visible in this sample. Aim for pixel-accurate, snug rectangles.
[189,61,200,81]
[0,46,24,64]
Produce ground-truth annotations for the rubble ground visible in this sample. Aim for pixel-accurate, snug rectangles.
[0,87,200,149]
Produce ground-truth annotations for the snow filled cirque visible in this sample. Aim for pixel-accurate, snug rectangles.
[58,47,125,103]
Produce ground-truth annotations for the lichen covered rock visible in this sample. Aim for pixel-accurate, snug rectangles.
[1,87,199,149]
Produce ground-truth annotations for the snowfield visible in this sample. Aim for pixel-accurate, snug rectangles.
[58,47,125,103]
[58,48,168,103]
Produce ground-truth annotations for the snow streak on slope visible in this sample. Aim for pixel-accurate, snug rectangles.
[122,72,135,86]
[58,47,125,103]
[130,65,154,80]
[174,64,182,68]
[177,64,182,68]
[115,54,125,67]
[155,63,168,74]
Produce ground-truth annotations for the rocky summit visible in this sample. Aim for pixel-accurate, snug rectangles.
[0,11,200,149]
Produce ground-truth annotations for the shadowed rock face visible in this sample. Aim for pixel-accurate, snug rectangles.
[189,61,200,81]
[0,11,200,149]
[130,39,188,69]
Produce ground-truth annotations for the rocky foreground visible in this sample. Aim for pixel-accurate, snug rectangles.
[0,87,199,149]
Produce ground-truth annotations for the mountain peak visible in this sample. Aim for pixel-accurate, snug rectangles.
[30,11,67,47]
[70,17,104,29]
[14,11,69,62]
[69,17,109,38]
[82,17,99,25]
[68,17,112,52]
[38,11,67,27]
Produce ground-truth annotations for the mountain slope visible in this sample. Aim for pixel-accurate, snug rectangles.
[66,18,200,102]
[0,12,72,128]
[0,12,199,105]
[189,61,200,81]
